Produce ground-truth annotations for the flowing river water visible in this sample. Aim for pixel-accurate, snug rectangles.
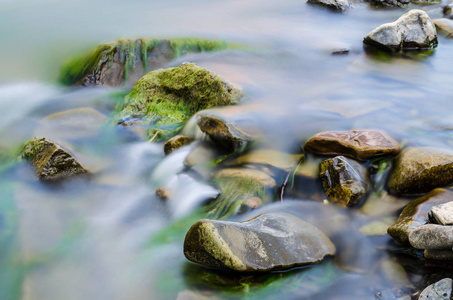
[2,0,453,299]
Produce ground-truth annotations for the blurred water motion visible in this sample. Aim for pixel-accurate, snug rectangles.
[1,0,453,299]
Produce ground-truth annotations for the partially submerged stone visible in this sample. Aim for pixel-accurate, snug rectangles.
[164,135,192,155]
[434,19,453,38]
[424,249,453,261]
[367,0,409,8]
[114,63,242,142]
[60,38,229,87]
[35,107,107,141]
[387,189,453,245]
[183,213,336,272]
[319,156,370,207]
[224,149,303,172]
[387,147,453,196]
[307,0,350,11]
[431,201,453,225]
[363,10,438,52]
[419,278,452,300]
[409,224,453,250]
[304,129,400,160]
[20,137,88,180]
[156,186,171,200]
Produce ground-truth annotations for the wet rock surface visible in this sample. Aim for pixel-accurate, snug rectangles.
[20,137,88,180]
[224,149,303,172]
[114,63,242,142]
[363,10,438,52]
[409,224,453,250]
[319,156,370,206]
[431,201,453,225]
[59,38,228,87]
[387,147,453,196]
[304,129,400,160]
[387,189,453,244]
[419,278,452,300]
[307,0,350,11]
[434,19,453,38]
[184,213,336,272]
[164,135,193,155]
[367,0,409,8]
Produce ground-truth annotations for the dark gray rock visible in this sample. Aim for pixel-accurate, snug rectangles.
[363,10,438,52]
[307,0,350,11]
[164,135,192,155]
[419,278,452,300]
[409,224,453,250]
[184,213,336,272]
[388,189,453,245]
[367,0,409,8]
[319,156,370,207]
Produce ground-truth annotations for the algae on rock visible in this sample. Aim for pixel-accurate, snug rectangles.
[114,63,242,142]
[59,38,229,87]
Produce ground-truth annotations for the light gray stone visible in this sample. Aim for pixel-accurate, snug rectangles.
[409,224,453,250]
[431,201,453,225]
[364,10,438,52]
[307,0,350,11]
[419,278,452,300]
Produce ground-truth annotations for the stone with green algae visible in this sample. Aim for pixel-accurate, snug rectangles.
[20,137,88,180]
[164,135,193,155]
[183,213,336,272]
[59,38,229,87]
[113,62,242,142]
[387,147,453,196]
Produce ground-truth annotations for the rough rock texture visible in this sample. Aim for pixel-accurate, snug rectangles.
[60,38,229,87]
[409,224,453,250]
[20,137,88,180]
[164,135,192,155]
[367,0,409,8]
[114,63,242,142]
[363,10,438,52]
[431,201,453,225]
[35,107,107,141]
[307,0,350,11]
[319,156,370,207]
[387,188,453,244]
[387,147,453,196]
[304,129,400,160]
[184,213,336,272]
[434,19,453,38]
[419,278,452,300]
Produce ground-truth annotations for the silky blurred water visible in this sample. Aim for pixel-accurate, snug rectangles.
[2,0,453,299]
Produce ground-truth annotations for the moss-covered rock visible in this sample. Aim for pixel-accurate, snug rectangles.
[113,63,242,142]
[183,213,336,272]
[387,188,453,245]
[20,137,88,180]
[304,129,400,160]
[319,156,370,207]
[164,135,193,155]
[60,38,229,87]
[387,147,453,195]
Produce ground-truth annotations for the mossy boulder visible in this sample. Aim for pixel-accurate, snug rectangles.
[20,137,88,180]
[183,213,336,272]
[60,38,229,87]
[319,156,370,207]
[304,129,400,160]
[113,63,242,142]
[387,147,453,196]
[387,188,453,245]
[164,135,193,155]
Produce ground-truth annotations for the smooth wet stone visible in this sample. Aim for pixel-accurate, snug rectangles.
[224,149,303,172]
[444,3,453,16]
[20,137,88,180]
[434,19,453,38]
[424,249,453,261]
[360,217,396,236]
[156,186,171,200]
[409,224,453,250]
[304,129,400,160]
[35,107,107,141]
[431,201,453,225]
[319,156,370,207]
[164,135,192,155]
[363,10,438,52]
[243,196,263,209]
[183,213,336,272]
[114,63,242,142]
[419,278,452,300]
[387,147,453,196]
[367,0,409,8]
[60,38,229,87]
[388,189,453,244]
[214,168,276,188]
[307,0,350,11]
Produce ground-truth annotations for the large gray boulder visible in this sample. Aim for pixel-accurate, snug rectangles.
[409,224,453,250]
[184,213,336,272]
[419,278,452,300]
[363,10,438,52]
